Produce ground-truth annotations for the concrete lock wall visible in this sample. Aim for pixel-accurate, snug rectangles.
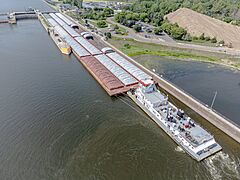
[65,13,240,144]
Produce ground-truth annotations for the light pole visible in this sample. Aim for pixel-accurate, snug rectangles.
[210,91,218,109]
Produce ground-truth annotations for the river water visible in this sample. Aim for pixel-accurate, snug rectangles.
[135,55,240,125]
[0,0,239,180]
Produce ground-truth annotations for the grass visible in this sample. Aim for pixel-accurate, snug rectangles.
[65,11,85,24]
[109,22,128,35]
[177,39,217,47]
[83,0,131,3]
[87,19,108,28]
[109,37,220,62]
[122,45,218,62]
[108,37,240,70]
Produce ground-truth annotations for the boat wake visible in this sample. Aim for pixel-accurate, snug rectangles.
[175,146,185,153]
[203,151,240,180]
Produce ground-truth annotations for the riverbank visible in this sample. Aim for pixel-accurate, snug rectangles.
[108,37,240,71]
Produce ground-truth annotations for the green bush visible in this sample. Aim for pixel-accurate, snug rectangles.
[97,20,108,28]
[218,40,225,45]
[183,33,192,41]
[211,37,217,43]
[133,24,142,32]
[199,33,205,40]
[124,43,131,49]
[192,36,199,41]
[154,27,163,35]
[105,32,112,38]
[205,36,211,41]
[161,22,186,40]
[113,24,119,30]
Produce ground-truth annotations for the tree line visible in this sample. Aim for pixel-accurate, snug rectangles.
[127,0,240,24]
[115,0,240,41]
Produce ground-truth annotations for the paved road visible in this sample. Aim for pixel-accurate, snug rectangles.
[107,17,240,56]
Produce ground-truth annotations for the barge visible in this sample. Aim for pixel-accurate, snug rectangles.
[49,27,71,55]
[38,11,224,160]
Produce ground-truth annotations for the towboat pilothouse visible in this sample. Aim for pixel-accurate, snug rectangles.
[127,79,222,161]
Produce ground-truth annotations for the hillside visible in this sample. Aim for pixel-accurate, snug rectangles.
[166,8,240,49]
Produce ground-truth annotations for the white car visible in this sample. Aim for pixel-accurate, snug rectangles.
[101,47,115,54]
[80,32,90,36]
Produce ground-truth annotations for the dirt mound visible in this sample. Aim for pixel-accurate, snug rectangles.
[166,8,240,49]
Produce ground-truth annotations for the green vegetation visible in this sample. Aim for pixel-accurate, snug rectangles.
[66,11,81,20]
[83,7,114,20]
[161,21,187,40]
[182,33,218,45]
[133,24,141,32]
[122,44,218,62]
[62,0,83,8]
[211,37,217,43]
[96,20,108,28]
[126,0,240,24]
[109,37,219,62]
[115,12,189,41]
[154,27,163,35]
[114,0,240,41]
[110,24,128,35]
[108,37,240,70]
[104,32,112,38]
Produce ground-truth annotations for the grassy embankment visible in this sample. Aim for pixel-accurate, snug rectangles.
[176,39,217,47]
[108,37,240,69]
[83,0,130,3]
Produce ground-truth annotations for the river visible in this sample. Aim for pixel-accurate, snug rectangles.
[0,0,239,179]
[135,55,240,125]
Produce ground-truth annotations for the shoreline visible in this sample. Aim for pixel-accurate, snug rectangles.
[108,37,240,72]
[42,0,240,71]
[134,53,240,72]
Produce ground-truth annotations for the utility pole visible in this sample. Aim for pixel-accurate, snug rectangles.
[210,91,218,109]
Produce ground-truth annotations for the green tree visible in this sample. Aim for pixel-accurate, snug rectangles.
[170,25,186,40]
[183,33,192,41]
[140,13,148,21]
[104,32,112,38]
[154,27,163,35]
[103,8,114,17]
[219,40,225,45]
[124,43,131,49]
[199,33,205,40]
[113,24,119,30]
[211,37,217,43]
[161,21,172,34]
[205,36,211,41]
[70,0,82,8]
[133,24,142,32]
[97,20,108,28]
[115,12,126,23]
